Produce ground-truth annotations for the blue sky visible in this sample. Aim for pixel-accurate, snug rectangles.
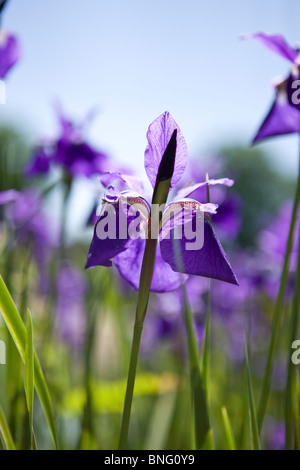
[2,0,300,183]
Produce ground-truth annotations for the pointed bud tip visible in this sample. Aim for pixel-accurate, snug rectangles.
[155,129,177,184]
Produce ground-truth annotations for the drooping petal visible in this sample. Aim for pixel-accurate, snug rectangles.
[85,214,127,268]
[160,205,238,285]
[85,194,149,269]
[241,32,297,63]
[144,111,188,189]
[253,91,300,143]
[114,237,188,292]
[0,31,20,79]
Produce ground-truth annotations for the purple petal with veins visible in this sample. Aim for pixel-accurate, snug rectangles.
[85,194,149,269]
[160,211,238,285]
[100,172,144,196]
[144,111,188,189]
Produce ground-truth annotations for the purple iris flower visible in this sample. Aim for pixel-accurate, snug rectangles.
[25,104,113,178]
[85,112,238,292]
[25,144,52,177]
[0,29,20,79]
[243,32,300,142]
[0,188,56,292]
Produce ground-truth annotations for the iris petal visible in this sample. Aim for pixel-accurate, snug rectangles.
[160,208,238,285]
[242,32,297,63]
[144,111,188,189]
[0,32,20,79]
[114,237,188,292]
[85,195,148,269]
[253,93,300,143]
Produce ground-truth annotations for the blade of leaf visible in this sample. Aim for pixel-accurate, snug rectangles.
[143,390,177,450]
[25,309,34,448]
[0,275,58,449]
[182,286,213,450]
[201,285,211,392]
[221,406,237,450]
[245,344,261,450]
[0,404,16,450]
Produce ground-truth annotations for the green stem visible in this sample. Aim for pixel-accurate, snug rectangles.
[118,322,144,450]
[257,171,300,431]
[285,219,300,449]
[182,288,201,371]
[118,178,171,450]
[245,345,261,450]
[118,235,158,450]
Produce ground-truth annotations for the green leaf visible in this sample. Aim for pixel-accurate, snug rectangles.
[245,344,261,450]
[201,286,211,392]
[25,309,34,448]
[191,367,213,450]
[0,275,58,449]
[221,406,236,450]
[182,286,213,450]
[0,404,16,450]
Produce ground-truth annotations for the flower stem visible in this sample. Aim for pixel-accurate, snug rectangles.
[285,217,300,449]
[118,179,171,450]
[118,321,143,450]
[257,161,300,431]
